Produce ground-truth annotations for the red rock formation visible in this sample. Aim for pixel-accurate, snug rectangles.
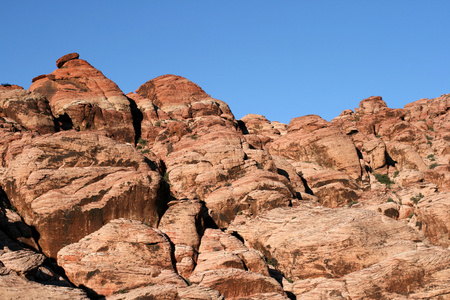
[1,54,449,298]
[0,88,55,134]
[1,131,165,258]
[229,205,427,280]
[29,54,135,143]
[58,219,182,296]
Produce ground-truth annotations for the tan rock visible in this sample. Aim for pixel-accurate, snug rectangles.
[426,165,450,192]
[58,219,183,297]
[386,142,428,171]
[1,131,164,258]
[195,228,269,277]
[356,96,388,114]
[362,138,387,170]
[158,200,205,277]
[229,205,427,280]
[293,162,360,207]
[293,248,450,299]
[415,192,450,247]
[0,249,45,274]
[189,268,284,299]
[205,170,293,228]
[107,284,224,300]
[0,272,89,300]
[134,74,234,122]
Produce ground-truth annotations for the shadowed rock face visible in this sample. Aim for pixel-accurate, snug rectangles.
[1,131,165,258]
[29,55,135,143]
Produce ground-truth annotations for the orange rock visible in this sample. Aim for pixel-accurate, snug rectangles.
[0,89,55,134]
[1,131,165,258]
[269,115,362,180]
[58,219,183,297]
[56,52,80,68]
[29,55,135,143]
[229,205,427,280]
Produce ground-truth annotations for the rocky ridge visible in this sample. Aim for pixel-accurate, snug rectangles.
[0,53,449,299]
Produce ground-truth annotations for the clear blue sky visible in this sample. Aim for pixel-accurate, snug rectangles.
[2,1,450,123]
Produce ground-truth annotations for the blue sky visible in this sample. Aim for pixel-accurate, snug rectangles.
[2,1,450,123]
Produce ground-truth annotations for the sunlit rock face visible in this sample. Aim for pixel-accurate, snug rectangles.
[0,53,448,299]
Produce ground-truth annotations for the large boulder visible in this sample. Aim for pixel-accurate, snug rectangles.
[269,115,362,180]
[29,54,135,143]
[0,131,165,258]
[57,219,184,297]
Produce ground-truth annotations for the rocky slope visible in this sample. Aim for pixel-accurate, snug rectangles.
[0,53,449,299]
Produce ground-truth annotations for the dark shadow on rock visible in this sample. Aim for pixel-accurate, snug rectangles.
[54,113,74,131]
[127,96,143,146]
[237,120,249,134]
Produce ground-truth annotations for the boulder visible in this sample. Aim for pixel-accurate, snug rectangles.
[189,268,284,300]
[269,115,362,180]
[107,284,224,300]
[56,52,80,68]
[58,219,183,297]
[158,200,205,277]
[415,192,450,247]
[0,272,89,300]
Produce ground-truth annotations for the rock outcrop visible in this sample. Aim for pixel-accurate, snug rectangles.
[229,205,428,280]
[0,53,449,299]
[1,131,165,258]
[29,54,135,143]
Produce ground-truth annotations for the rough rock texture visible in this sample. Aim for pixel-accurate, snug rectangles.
[158,200,205,277]
[58,219,182,297]
[270,115,362,180]
[194,228,269,277]
[189,268,284,300]
[29,54,135,143]
[1,131,165,258]
[0,272,89,300]
[0,88,55,134]
[1,54,450,298]
[229,205,427,281]
[56,52,80,68]
[129,75,297,228]
[415,192,450,247]
[107,284,224,300]
[292,248,450,299]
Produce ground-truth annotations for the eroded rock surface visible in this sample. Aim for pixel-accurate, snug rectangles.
[1,131,165,258]
[58,219,182,297]
[229,205,427,280]
[29,54,135,142]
